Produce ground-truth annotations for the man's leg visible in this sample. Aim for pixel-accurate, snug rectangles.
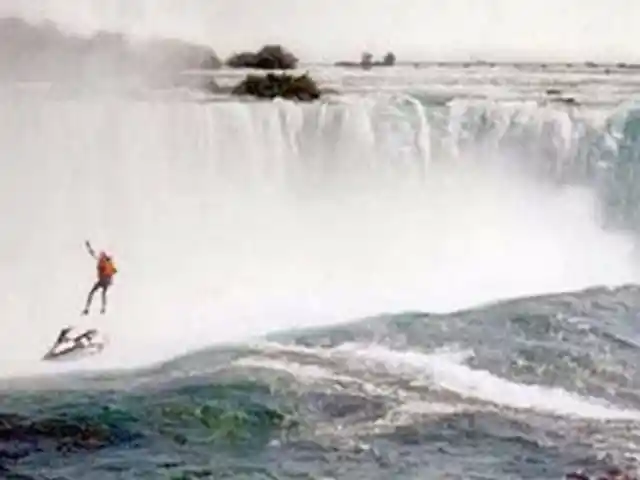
[82,282,100,315]
[100,285,108,314]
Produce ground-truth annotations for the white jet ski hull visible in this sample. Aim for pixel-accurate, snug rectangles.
[42,327,107,361]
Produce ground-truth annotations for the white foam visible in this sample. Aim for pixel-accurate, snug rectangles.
[377,401,496,428]
[330,344,640,421]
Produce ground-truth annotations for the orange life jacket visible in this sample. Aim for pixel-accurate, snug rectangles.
[97,256,117,279]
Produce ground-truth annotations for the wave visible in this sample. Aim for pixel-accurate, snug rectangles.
[3,285,640,478]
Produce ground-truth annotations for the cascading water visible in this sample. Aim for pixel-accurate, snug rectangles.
[0,86,637,377]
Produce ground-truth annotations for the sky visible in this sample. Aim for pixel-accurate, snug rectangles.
[0,0,638,62]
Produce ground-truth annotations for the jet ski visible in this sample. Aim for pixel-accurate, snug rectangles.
[42,326,106,361]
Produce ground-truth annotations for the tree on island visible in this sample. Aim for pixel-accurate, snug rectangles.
[226,45,299,70]
[231,72,322,102]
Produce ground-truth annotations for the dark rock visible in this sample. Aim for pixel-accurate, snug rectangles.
[0,411,139,456]
[231,72,322,101]
[226,44,298,70]
[226,52,259,69]
[558,96,578,105]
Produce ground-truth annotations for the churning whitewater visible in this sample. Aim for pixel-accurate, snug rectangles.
[3,9,640,479]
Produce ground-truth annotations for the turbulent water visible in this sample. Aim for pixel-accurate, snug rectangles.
[4,28,640,479]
